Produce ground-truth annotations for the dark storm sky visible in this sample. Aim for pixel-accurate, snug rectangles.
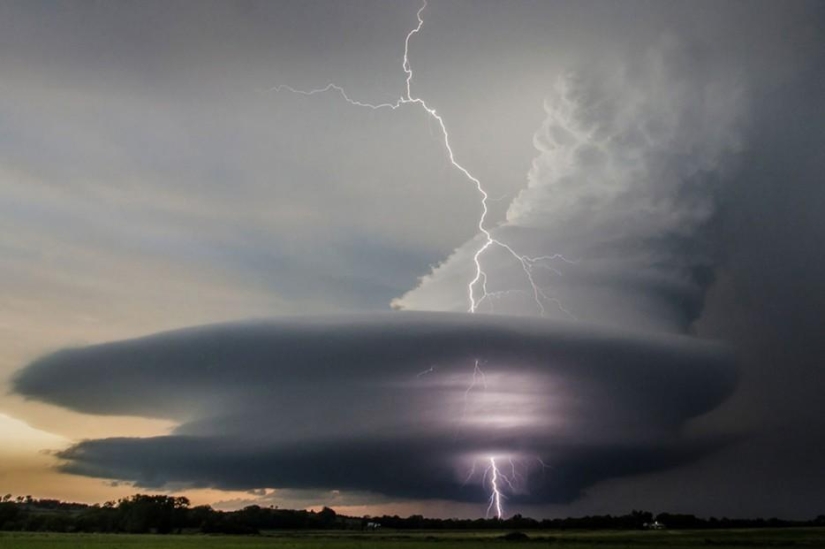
[2,0,825,518]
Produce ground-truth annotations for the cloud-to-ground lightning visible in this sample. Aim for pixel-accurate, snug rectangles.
[486,457,505,519]
[271,0,572,518]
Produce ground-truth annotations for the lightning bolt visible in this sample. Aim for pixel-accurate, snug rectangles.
[270,0,574,319]
[476,454,549,519]
[270,0,570,519]
[486,457,505,519]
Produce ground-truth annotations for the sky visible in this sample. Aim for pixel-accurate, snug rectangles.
[1,0,824,519]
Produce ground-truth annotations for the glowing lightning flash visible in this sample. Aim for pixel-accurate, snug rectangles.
[271,0,574,319]
[487,457,505,519]
[271,0,568,519]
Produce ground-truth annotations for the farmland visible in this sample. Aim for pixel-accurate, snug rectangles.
[2,528,825,549]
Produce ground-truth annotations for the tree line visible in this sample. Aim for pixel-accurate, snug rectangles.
[1,493,823,535]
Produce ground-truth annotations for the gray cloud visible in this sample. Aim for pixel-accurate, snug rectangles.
[1,0,823,519]
[394,39,745,335]
[15,312,735,504]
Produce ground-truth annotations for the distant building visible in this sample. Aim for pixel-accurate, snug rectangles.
[643,520,665,530]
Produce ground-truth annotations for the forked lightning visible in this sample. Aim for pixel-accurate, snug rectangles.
[271,0,573,317]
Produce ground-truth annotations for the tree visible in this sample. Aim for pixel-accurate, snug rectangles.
[118,494,191,534]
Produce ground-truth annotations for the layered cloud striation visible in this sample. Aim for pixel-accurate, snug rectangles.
[15,312,735,503]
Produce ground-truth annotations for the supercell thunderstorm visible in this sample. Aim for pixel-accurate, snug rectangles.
[9,0,747,520]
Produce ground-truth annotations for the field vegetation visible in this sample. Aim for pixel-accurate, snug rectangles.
[3,528,825,548]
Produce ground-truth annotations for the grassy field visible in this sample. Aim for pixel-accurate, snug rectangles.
[2,528,825,548]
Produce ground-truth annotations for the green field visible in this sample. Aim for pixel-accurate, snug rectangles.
[2,529,825,549]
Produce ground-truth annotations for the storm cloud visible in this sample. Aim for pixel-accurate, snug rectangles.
[1,0,823,519]
[394,40,745,335]
[15,312,735,503]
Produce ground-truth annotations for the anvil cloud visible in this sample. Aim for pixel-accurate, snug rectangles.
[15,312,735,504]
